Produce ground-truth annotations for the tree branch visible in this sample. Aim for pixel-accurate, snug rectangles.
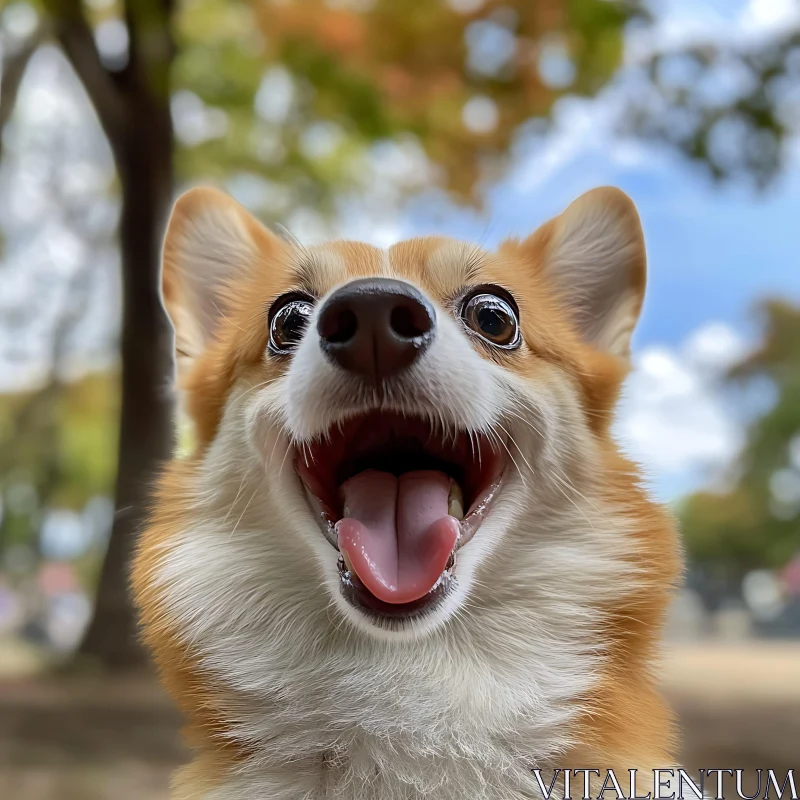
[0,24,46,163]
[43,0,127,139]
[123,0,176,101]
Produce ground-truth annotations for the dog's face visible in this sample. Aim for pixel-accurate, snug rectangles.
[153,186,646,645]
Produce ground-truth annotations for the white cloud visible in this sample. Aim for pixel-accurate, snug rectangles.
[682,321,750,373]
[615,321,749,497]
[512,0,800,197]
[738,0,800,37]
[94,18,129,65]
[510,92,623,193]
[2,2,39,39]
[629,0,800,63]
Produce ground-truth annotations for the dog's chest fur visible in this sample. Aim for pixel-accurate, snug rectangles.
[159,479,623,800]
[183,621,651,800]
[201,671,580,800]
[161,506,610,800]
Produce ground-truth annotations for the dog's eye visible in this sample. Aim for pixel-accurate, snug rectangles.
[462,291,520,348]
[269,294,314,354]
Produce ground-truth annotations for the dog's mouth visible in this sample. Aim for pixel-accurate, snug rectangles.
[295,412,506,618]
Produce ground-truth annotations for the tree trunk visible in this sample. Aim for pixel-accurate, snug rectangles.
[77,94,175,669]
[35,1,178,668]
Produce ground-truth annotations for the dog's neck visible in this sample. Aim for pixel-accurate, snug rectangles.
[180,617,595,800]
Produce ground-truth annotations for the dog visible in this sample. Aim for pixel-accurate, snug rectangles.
[132,185,681,799]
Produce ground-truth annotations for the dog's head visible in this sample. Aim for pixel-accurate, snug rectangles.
[147,185,649,645]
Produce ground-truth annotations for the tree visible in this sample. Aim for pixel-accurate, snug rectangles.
[1,0,638,669]
[625,16,800,187]
[680,301,800,577]
[6,0,178,666]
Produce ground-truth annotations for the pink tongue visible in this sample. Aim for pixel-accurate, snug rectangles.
[336,470,459,604]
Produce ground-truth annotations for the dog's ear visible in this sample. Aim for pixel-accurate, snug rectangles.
[162,187,282,375]
[521,187,646,359]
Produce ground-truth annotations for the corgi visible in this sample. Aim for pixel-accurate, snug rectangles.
[132,186,682,800]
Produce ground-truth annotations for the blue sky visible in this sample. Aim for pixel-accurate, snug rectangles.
[404,140,800,351]
[395,0,800,500]
[401,0,800,354]
[400,143,800,500]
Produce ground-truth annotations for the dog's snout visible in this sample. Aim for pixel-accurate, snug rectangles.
[317,278,435,382]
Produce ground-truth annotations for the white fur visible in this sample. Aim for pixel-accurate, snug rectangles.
[154,277,645,799]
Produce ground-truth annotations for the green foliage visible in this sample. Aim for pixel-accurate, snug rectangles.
[566,0,630,94]
[54,373,120,508]
[627,29,800,187]
[680,302,800,574]
[0,372,119,557]
[169,0,637,206]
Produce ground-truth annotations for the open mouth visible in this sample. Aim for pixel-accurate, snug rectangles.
[295,412,505,619]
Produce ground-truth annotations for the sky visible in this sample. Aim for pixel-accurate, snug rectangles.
[1,0,799,504]
[396,0,800,500]
[397,114,800,500]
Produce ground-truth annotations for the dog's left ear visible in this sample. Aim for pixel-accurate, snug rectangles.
[522,187,646,359]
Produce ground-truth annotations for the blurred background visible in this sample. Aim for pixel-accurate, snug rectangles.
[0,0,798,797]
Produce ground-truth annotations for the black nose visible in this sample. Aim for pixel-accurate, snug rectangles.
[317,278,435,382]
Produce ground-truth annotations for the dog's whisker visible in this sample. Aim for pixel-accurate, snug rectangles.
[222,472,249,524]
[228,476,266,541]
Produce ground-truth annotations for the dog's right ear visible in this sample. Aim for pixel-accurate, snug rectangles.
[161,187,283,377]
[519,187,646,361]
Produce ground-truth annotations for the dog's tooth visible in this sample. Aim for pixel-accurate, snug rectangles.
[341,549,355,574]
[448,480,464,520]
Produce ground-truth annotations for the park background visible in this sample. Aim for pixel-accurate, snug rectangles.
[0,0,798,797]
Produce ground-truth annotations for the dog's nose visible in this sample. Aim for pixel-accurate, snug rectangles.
[317,278,435,382]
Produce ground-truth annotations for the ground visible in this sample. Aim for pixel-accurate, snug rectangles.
[1,642,798,799]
